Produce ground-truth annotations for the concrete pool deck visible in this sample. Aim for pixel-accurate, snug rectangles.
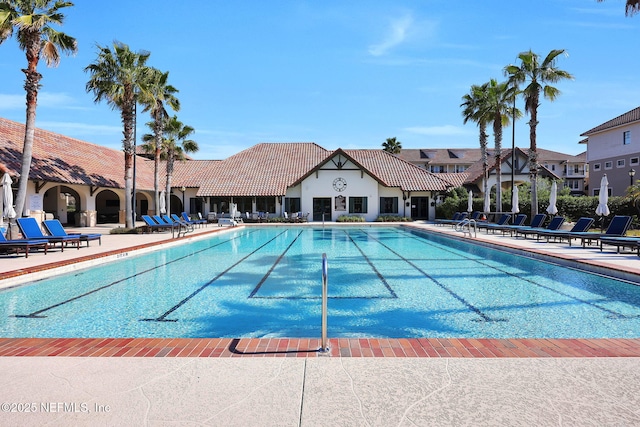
[1,221,640,426]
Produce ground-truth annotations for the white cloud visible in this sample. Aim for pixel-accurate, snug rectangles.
[404,125,472,136]
[368,14,414,57]
[0,92,83,110]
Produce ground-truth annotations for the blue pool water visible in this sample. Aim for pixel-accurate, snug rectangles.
[1,226,640,339]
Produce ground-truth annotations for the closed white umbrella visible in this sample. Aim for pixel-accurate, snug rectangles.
[2,173,16,220]
[467,190,473,213]
[511,185,520,214]
[159,191,166,214]
[595,175,610,217]
[546,181,558,215]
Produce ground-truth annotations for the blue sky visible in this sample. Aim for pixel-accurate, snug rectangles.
[1,0,639,160]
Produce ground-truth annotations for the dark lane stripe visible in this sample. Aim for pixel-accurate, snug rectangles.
[142,230,288,322]
[359,229,499,322]
[12,230,259,319]
[248,230,303,298]
[344,230,397,298]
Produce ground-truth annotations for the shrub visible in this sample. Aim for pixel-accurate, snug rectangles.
[375,215,412,222]
[336,215,365,222]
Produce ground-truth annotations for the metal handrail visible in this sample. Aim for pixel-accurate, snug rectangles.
[320,253,329,352]
[455,218,477,238]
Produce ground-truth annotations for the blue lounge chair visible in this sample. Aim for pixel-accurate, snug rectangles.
[182,212,207,226]
[536,217,595,243]
[141,215,175,233]
[164,214,193,234]
[515,216,564,239]
[565,215,632,247]
[477,213,511,232]
[16,217,81,251]
[487,214,527,234]
[497,213,546,237]
[42,219,101,247]
[0,232,49,258]
[598,236,640,254]
[435,212,467,227]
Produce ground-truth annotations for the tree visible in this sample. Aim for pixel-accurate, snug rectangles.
[0,0,77,217]
[382,137,402,154]
[85,41,151,228]
[485,78,520,212]
[162,115,198,214]
[461,83,491,209]
[504,49,573,218]
[138,68,180,216]
[596,0,640,16]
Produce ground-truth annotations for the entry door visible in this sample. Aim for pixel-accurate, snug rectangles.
[411,197,429,220]
[313,198,332,221]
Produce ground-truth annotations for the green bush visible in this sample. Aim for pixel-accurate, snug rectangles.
[375,215,412,222]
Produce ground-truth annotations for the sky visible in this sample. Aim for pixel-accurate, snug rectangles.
[1,0,639,160]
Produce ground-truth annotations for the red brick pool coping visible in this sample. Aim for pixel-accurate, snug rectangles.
[1,337,639,358]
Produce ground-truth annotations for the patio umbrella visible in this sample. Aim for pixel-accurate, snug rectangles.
[159,191,166,214]
[2,173,16,220]
[511,185,520,214]
[595,175,610,231]
[467,190,473,213]
[546,181,558,215]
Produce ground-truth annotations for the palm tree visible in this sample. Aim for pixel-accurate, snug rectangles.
[461,83,491,208]
[485,78,520,213]
[138,68,180,216]
[0,0,77,217]
[85,41,151,228]
[596,0,640,16]
[504,49,573,218]
[382,137,402,154]
[162,115,198,214]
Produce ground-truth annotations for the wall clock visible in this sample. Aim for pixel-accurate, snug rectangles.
[332,177,347,192]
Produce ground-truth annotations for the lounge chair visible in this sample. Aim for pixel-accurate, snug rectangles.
[564,215,632,247]
[164,214,193,234]
[42,219,101,247]
[487,214,527,235]
[0,232,48,258]
[434,212,463,226]
[598,236,640,255]
[182,212,207,226]
[439,212,469,227]
[496,213,546,237]
[141,215,175,233]
[515,216,564,239]
[477,213,511,232]
[536,217,595,243]
[16,217,81,251]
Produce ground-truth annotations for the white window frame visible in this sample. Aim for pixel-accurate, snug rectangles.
[604,161,613,170]
[617,159,626,168]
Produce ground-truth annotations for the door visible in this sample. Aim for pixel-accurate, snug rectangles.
[411,197,429,220]
[313,198,332,221]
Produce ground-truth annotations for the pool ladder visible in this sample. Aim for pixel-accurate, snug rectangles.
[320,253,330,352]
[455,218,477,238]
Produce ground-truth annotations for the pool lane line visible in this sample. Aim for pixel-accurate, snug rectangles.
[142,229,289,322]
[355,229,502,323]
[343,230,398,298]
[398,228,639,320]
[248,230,303,298]
[10,229,261,319]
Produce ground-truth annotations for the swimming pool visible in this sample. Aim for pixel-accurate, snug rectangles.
[1,226,640,339]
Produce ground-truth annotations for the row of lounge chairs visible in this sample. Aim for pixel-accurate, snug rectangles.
[441,211,635,253]
[0,217,101,258]
[141,213,207,236]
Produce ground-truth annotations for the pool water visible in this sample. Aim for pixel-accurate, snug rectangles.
[1,226,640,339]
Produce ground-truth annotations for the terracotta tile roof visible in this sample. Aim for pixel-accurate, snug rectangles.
[0,117,156,190]
[342,149,452,191]
[398,148,491,165]
[196,143,331,196]
[581,106,640,136]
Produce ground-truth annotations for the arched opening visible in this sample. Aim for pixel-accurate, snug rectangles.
[95,189,121,224]
[42,185,81,225]
[170,194,183,215]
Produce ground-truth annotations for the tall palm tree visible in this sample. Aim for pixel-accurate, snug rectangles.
[162,115,198,214]
[461,83,491,207]
[596,0,640,16]
[85,41,151,228]
[485,78,520,213]
[504,49,573,217]
[138,68,180,216]
[382,137,402,154]
[0,0,77,217]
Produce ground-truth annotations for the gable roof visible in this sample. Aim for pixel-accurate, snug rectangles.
[0,117,156,190]
[196,143,331,196]
[581,106,640,136]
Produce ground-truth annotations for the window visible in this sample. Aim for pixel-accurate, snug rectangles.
[631,157,639,166]
[255,196,276,213]
[604,161,613,170]
[349,197,368,214]
[574,165,580,174]
[379,197,398,214]
[430,165,445,173]
[593,163,601,171]
[455,165,467,173]
[624,130,631,145]
[617,159,626,168]
[284,197,300,214]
